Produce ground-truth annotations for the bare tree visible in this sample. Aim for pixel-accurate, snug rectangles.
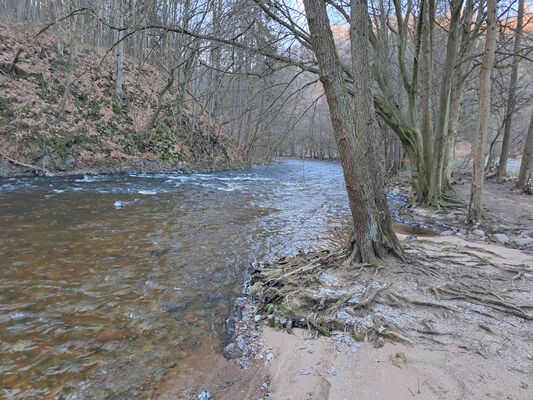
[517,111,533,193]
[496,0,525,178]
[468,0,498,223]
[303,0,402,263]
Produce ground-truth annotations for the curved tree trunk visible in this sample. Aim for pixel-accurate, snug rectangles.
[303,0,402,263]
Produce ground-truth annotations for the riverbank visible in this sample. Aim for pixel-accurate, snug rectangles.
[160,180,533,399]
[0,20,243,178]
[0,157,256,178]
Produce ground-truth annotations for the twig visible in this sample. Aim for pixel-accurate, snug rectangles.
[353,283,392,310]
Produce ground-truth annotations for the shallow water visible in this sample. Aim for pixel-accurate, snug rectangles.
[0,159,366,399]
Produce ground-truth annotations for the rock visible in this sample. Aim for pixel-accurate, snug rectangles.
[223,342,242,359]
[472,229,485,237]
[266,352,274,361]
[64,155,77,169]
[0,157,10,176]
[514,237,533,247]
[253,315,262,323]
[489,233,509,245]
[198,390,211,400]
[440,230,454,236]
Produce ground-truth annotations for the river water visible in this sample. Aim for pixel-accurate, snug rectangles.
[0,159,360,399]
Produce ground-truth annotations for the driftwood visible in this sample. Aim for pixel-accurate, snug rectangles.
[1,153,52,175]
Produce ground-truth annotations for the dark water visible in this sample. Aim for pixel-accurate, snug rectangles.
[0,159,357,399]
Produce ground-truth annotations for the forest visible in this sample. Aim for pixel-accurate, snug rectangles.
[0,0,532,399]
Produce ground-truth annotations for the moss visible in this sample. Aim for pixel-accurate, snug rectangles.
[351,330,366,342]
[111,98,125,114]
[388,352,407,368]
[85,99,101,120]
[0,98,16,123]
[248,283,264,298]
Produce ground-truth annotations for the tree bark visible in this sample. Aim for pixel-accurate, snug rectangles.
[517,112,533,193]
[303,0,401,263]
[114,0,125,103]
[496,0,524,178]
[468,0,497,223]
[428,0,463,204]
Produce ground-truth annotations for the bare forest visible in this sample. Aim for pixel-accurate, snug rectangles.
[1,1,533,399]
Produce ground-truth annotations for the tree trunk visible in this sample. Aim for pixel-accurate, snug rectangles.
[428,0,463,204]
[420,0,434,186]
[496,0,524,178]
[468,0,497,223]
[517,112,533,193]
[142,68,176,140]
[114,0,125,103]
[303,0,401,263]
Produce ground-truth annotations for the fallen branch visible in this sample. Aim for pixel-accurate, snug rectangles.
[1,153,51,175]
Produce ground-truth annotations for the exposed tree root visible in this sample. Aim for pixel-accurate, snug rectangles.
[245,236,532,355]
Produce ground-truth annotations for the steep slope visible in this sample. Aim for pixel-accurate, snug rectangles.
[0,21,242,176]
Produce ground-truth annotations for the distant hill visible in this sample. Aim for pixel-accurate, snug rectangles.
[0,20,243,176]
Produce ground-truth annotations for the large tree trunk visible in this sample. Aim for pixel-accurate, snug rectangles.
[496,0,524,178]
[517,112,533,193]
[468,0,497,223]
[303,0,401,263]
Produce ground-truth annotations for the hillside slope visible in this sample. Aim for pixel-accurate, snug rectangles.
[0,21,242,176]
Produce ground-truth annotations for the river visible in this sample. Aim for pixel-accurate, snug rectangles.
[0,159,363,399]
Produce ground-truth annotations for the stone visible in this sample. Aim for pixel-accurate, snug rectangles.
[514,237,533,247]
[198,390,211,400]
[472,229,485,237]
[440,230,454,236]
[64,155,76,169]
[223,342,242,359]
[254,315,262,323]
[489,233,509,245]
[0,157,10,176]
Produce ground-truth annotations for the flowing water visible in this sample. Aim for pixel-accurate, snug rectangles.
[0,159,367,399]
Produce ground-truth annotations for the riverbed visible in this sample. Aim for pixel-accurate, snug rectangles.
[0,159,359,399]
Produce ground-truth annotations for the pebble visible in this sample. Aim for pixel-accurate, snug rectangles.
[472,229,485,237]
[514,237,533,246]
[254,315,262,322]
[440,230,454,236]
[489,233,509,244]
[198,390,211,400]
